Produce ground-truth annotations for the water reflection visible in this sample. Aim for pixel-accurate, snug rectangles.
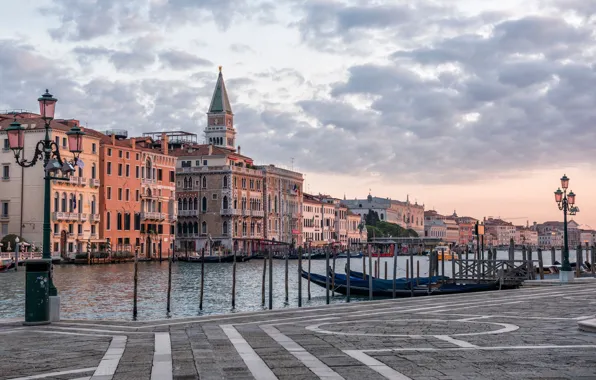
[0,249,571,321]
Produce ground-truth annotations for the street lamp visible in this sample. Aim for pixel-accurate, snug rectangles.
[7,89,85,324]
[554,174,579,282]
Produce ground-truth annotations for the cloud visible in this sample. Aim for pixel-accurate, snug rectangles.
[159,50,212,70]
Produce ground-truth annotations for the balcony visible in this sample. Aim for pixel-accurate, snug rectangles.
[89,178,100,187]
[68,177,87,186]
[79,213,88,222]
[221,208,242,216]
[251,210,265,218]
[0,214,8,221]
[52,212,80,221]
[178,233,200,239]
[141,212,164,220]
[179,210,199,217]
[89,214,100,223]
[142,178,156,186]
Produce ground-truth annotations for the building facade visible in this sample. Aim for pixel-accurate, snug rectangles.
[302,193,322,244]
[347,211,365,247]
[484,218,517,246]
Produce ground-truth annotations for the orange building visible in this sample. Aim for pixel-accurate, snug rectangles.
[94,130,177,258]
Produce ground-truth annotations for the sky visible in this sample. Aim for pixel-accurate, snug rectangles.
[1,0,595,227]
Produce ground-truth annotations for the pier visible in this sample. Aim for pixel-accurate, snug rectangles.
[2,282,596,380]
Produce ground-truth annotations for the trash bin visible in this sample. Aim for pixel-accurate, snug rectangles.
[24,259,50,325]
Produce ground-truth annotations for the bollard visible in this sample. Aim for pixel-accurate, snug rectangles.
[410,250,414,298]
[325,248,330,304]
[551,246,556,266]
[576,245,582,278]
[427,253,432,295]
[377,253,381,281]
[537,248,544,280]
[298,247,302,307]
[362,255,366,279]
[269,248,273,310]
[406,259,409,280]
[384,261,388,280]
[285,249,289,303]
[261,254,267,306]
[374,261,378,278]
[133,248,138,320]
[527,246,534,280]
[452,254,456,284]
[416,260,420,286]
[232,248,237,309]
[167,248,172,314]
[200,248,205,311]
[441,249,445,284]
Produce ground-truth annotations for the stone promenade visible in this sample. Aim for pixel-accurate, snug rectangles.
[2,283,596,380]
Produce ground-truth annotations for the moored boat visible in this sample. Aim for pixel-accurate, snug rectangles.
[0,258,15,272]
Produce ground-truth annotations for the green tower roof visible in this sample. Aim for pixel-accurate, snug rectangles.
[208,66,233,114]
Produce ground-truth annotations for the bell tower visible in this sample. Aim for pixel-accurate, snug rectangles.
[205,66,236,151]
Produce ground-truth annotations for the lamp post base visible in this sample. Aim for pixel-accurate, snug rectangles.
[559,270,575,283]
[49,295,60,322]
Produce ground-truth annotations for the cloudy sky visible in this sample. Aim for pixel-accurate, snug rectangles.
[1,0,596,227]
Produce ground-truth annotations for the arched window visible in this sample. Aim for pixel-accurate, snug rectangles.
[91,196,96,214]
[183,178,188,188]
[69,194,75,212]
[223,176,228,188]
[91,163,96,179]
[242,222,247,236]
[201,221,207,234]
[106,212,111,230]
[241,197,246,210]
[222,221,228,235]
[268,198,271,212]
[182,222,187,234]
[193,197,198,210]
[233,198,237,209]
[274,196,278,213]
[146,159,152,179]
[61,193,67,212]
[223,196,229,209]
[202,176,207,188]
[79,194,83,212]
[177,222,182,234]
[182,198,188,211]
[202,196,207,212]
[54,192,59,212]
[178,199,182,211]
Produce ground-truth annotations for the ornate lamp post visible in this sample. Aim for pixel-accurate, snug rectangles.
[6,89,85,324]
[554,174,579,282]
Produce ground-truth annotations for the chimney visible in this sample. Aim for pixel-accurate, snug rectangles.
[131,138,136,150]
[161,133,169,155]
[111,133,116,145]
[238,145,241,155]
[208,144,213,155]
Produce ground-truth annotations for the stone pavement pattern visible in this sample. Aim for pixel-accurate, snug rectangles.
[2,283,596,380]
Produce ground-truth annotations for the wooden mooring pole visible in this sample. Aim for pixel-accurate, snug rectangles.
[298,247,302,307]
[332,248,336,297]
[200,248,205,311]
[268,248,273,310]
[551,246,556,266]
[308,246,311,300]
[368,245,373,300]
[261,253,267,306]
[133,247,138,320]
[406,259,409,280]
[416,260,420,286]
[346,247,351,303]
[527,246,534,280]
[232,247,237,309]
[537,248,544,280]
[409,248,414,297]
[325,248,330,304]
[285,248,289,303]
[392,246,397,299]
[384,261,388,280]
[592,245,596,276]
[167,248,172,314]
[441,248,445,284]
[362,254,366,279]
[576,245,582,278]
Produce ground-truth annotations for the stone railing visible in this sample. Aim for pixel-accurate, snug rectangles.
[89,178,101,187]
[251,210,265,218]
[89,214,100,223]
[221,208,242,216]
[179,210,199,217]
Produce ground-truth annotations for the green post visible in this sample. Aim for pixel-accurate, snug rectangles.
[24,259,50,324]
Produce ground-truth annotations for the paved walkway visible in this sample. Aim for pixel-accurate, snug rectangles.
[2,283,596,380]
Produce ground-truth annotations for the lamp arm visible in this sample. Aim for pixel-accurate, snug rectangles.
[13,140,45,168]
[48,141,66,165]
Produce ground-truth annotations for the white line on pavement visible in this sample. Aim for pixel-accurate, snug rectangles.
[221,324,278,380]
[151,332,173,380]
[8,367,96,380]
[261,324,345,380]
[344,350,412,380]
[433,335,479,348]
[91,335,127,380]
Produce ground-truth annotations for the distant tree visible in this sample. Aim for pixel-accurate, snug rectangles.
[0,234,27,252]
[364,210,380,227]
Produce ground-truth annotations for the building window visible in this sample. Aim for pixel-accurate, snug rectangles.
[91,143,97,153]
[170,170,175,182]
[118,188,122,201]
[106,212,111,230]
[107,187,112,200]
[212,194,217,200]
[117,213,122,230]
[136,190,140,202]
[107,148,112,156]
[61,193,67,212]
[91,163,96,179]
[53,223,58,235]
[201,221,207,234]
[126,189,130,201]
[118,163,123,176]
[135,166,140,178]
[107,162,112,175]
[62,137,67,147]
[125,164,130,177]
[202,176,207,188]
[118,150,123,158]
[2,165,9,180]
[202,197,207,212]
[124,213,131,230]
[54,192,59,211]
[126,151,130,159]
[223,221,228,235]
[223,176,228,188]
[1,201,8,217]
[2,139,9,150]
[242,179,246,189]
[195,160,200,166]
[157,169,162,181]
[91,225,96,235]
[134,213,141,230]
[136,153,139,160]
[78,224,83,235]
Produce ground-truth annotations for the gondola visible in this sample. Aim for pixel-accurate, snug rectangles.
[345,268,449,286]
[301,269,500,298]
[0,259,15,272]
[178,255,236,263]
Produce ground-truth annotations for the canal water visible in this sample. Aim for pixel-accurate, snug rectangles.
[0,250,573,320]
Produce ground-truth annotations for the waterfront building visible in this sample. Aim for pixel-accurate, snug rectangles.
[484,218,517,246]
[424,219,447,239]
[319,197,349,247]
[455,215,478,246]
[424,210,458,244]
[535,221,580,248]
[538,230,563,248]
[302,193,322,244]
[347,211,365,247]
[343,194,425,235]
[0,114,101,255]
[579,230,595,246]
[515,226,538,247]
[168,68,303,254]
[92,130,177,258]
